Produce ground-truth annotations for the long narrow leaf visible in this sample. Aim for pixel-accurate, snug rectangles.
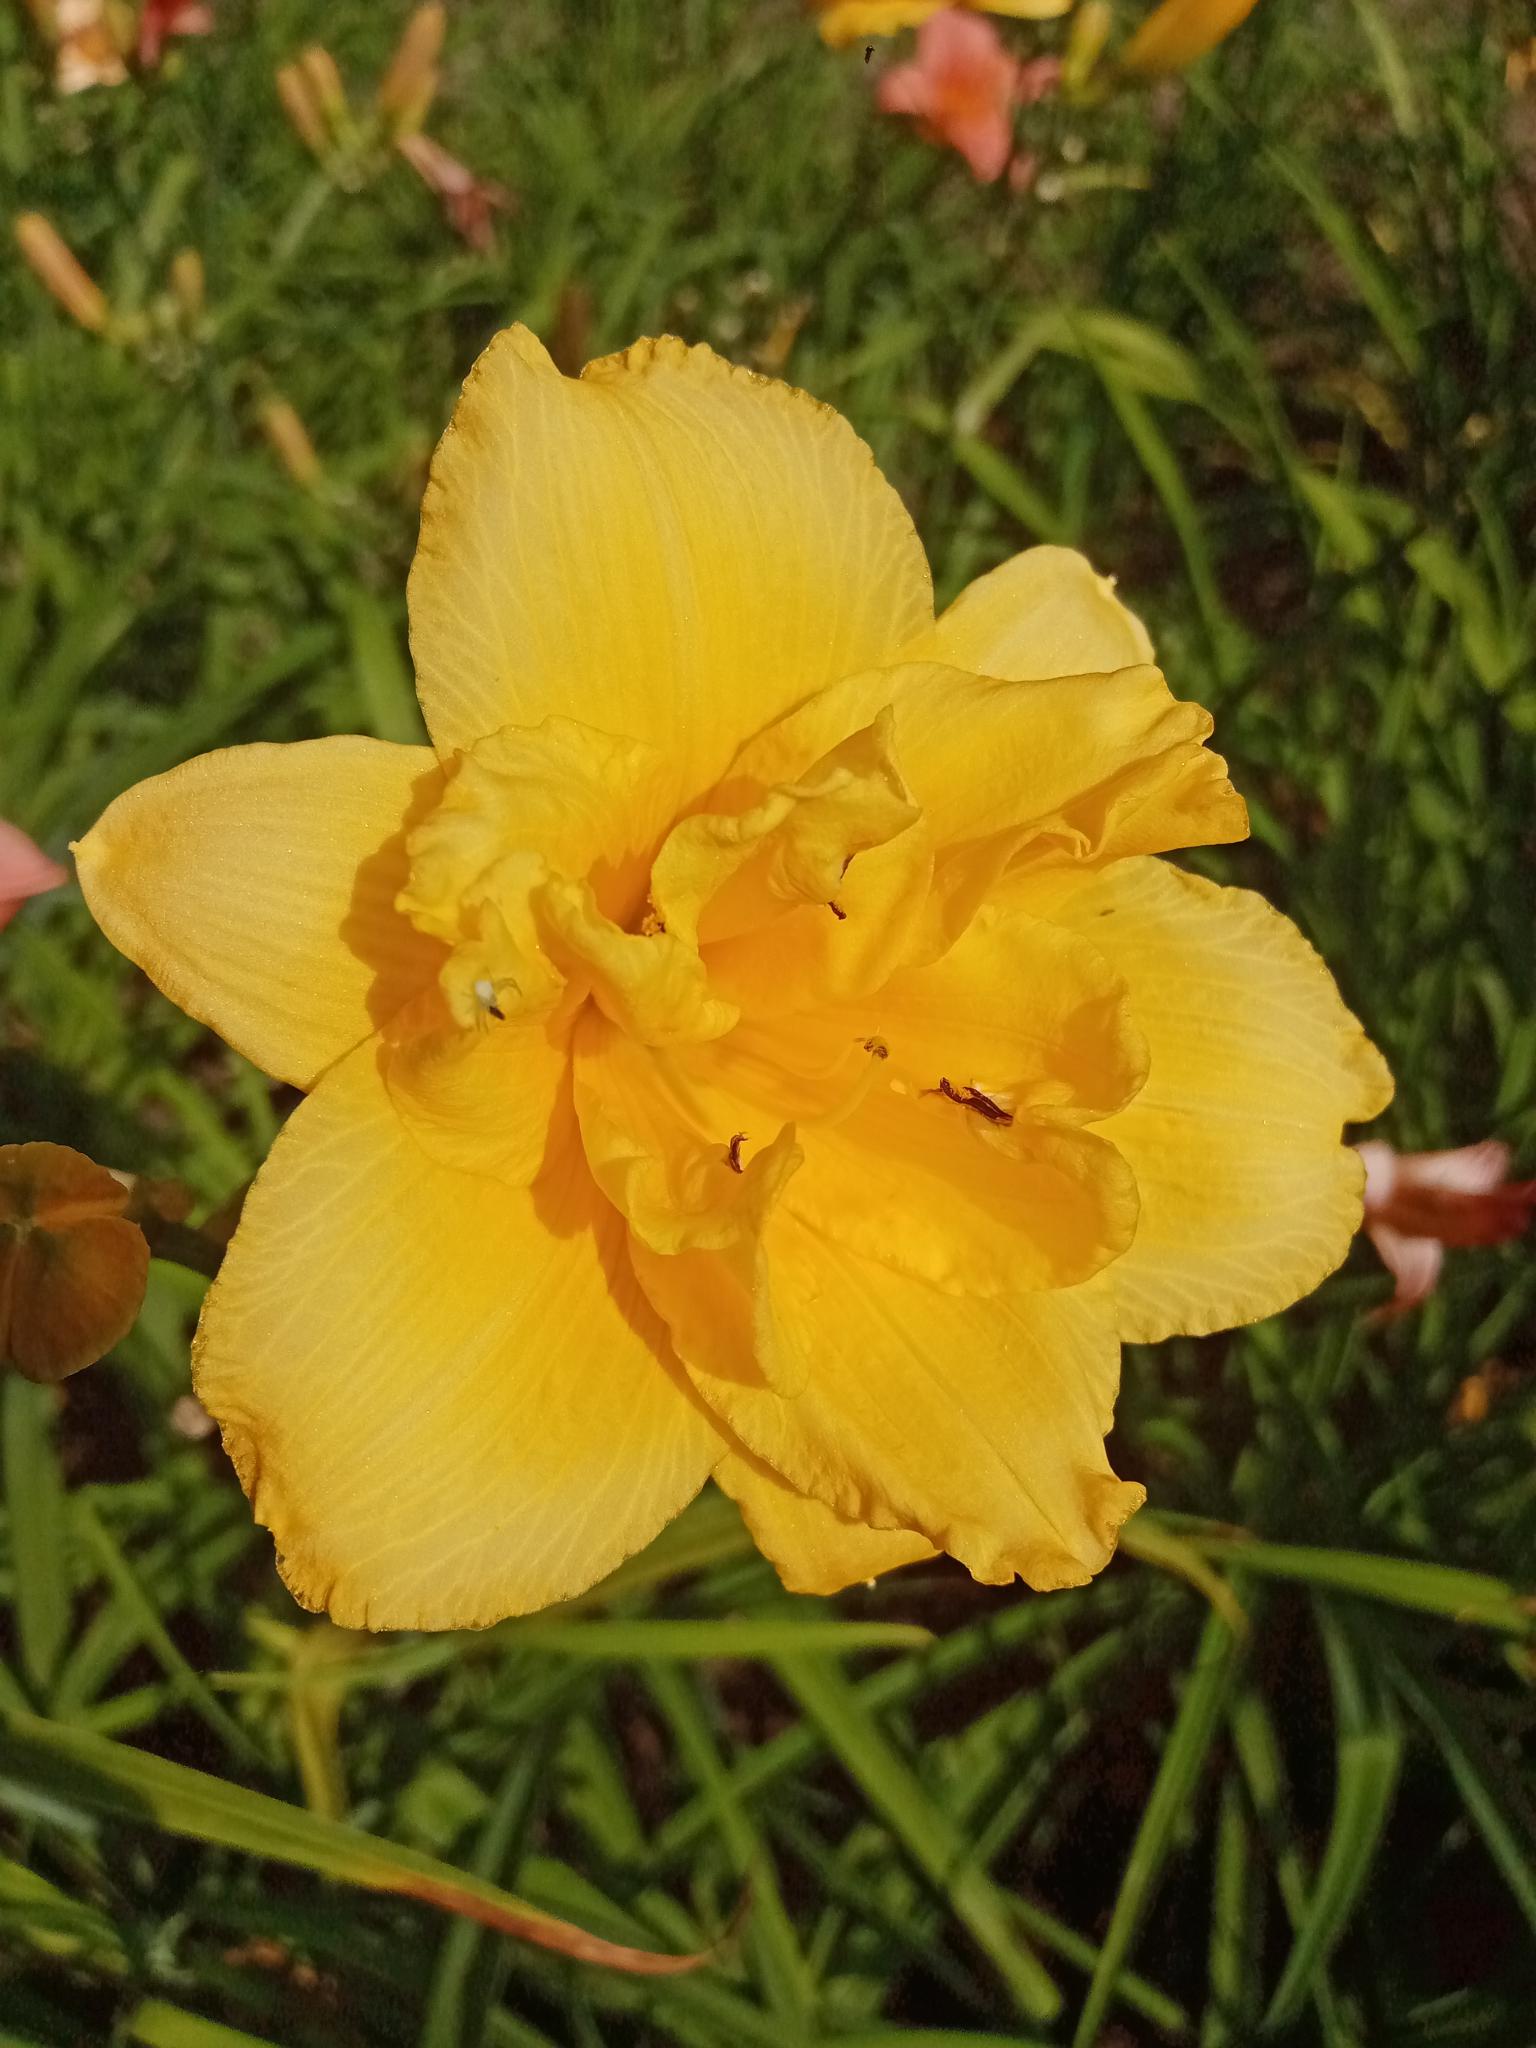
[1072,1610,1242,2048]
[0,1711,720,1977]
[776,1654,1061,2024]
[1263,1602,1403,2028]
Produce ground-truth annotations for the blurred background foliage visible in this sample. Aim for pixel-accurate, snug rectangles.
[1,1,1534,2043]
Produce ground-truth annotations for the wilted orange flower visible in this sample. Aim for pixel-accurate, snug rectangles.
[0,1144,149,1384]
[0,819,68,930]
[815,0,1070,49]
[396,132,514,252]
[1357,1139,1536,1316]
[877,10,1024,182]
[78,326,1390,1629]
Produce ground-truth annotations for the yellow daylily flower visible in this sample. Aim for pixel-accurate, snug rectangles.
[76,327,1391,1629]
[814,1,1071,52]
[1120,0,1262,75]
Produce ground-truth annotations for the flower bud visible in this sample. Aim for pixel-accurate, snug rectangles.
[298,43,349,127]
[169,246,205,321]
[275,61,330,156]
[1063,0,1112,91]
[258,395,323,489]
[14,213,110,332]
[376,3,446,134]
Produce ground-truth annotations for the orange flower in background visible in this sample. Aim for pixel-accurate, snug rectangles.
[78,325,1390,1630]
[0,819,68,931]
[0,1145,149,1384]
[1357,1139,1536,1316]
[815,0,1070,49]
[877,10,1024,182]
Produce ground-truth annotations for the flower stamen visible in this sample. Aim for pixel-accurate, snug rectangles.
[928,1076,1015,1126]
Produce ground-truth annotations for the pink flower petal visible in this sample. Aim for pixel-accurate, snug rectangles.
[877,61,937,117]
[1366,1223,1444,1317]
[0,819,68,931]
[1397,1139,1512,1196]
[914,7,1018,90]
[944,107,1015,181]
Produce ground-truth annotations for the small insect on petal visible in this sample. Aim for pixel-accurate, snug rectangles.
[929,1076,1015,1125]
[473,976,506,1021]
[727,1133,748,1173]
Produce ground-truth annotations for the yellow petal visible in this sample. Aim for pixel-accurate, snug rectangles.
[772,1081,1137,1295]
[574,1009,802,1260]
[715,1453,938,1595]
[815,0,1070,43]
[194,1039,723,1629]
[829,897,1148,1123]
[634,1213,1143,1590]
[1038,857,1394,1341]
[1121,0,1262,75]
[537,874,738,1047]
[649,709,918,949]
[704,817,936,1018]
[732,660,1247,897]
[75,740,444,1089]
[409,326,933,800]
[813,1,943,46]
[587,906,1143,1301]
[913,545,1155,679]
[380,990,571,1187]
[400,718,675,942]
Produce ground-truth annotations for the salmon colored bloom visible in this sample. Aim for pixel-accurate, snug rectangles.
[814,0,1070,50]
[877,10,1023,182]
[138,0,214,70]
[76,327,1391,1629]
[0,819,68,930]
[1120,0,1262,75]
[1357,1139,1536,1316]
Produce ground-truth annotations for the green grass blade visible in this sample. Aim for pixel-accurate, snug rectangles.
[1072,1610,1242,2048]
[1389,1660,1536,1934]
[648,1664,812,2033]
[511,1616,932,1660]
[776,1653,1061,2024]
[1094,368,1249,686]
[948,436,1067,545]
[1228,1688,1357,2047]
[0,1848,127,1972]
[1163,1524,1534,1635]
[0,1710,718,1977]
[420,1715,566,2048]
[1258,136,1424,374]
[2,1377,71,1699]
[71,1496,259,1765]
[1262,1603,1404,2029]
[123,2001,283,2048]
[1201,1775,1261,2047]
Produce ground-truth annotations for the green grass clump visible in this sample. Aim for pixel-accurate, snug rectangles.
[2,2,1534,2043]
